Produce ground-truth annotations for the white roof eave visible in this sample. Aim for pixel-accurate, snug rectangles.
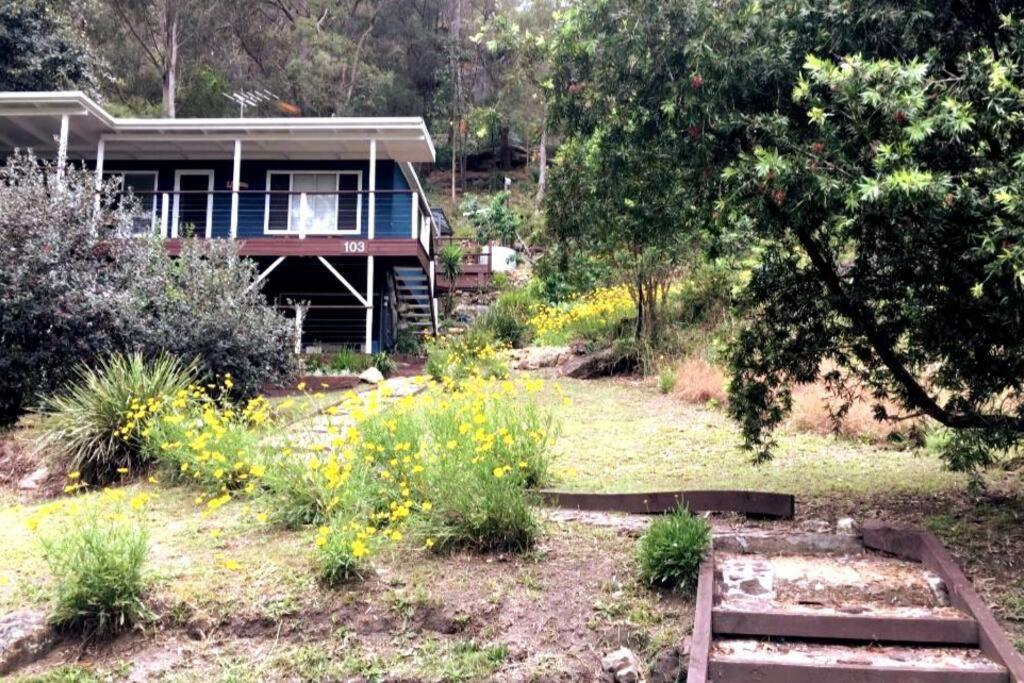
[0,91,436,162]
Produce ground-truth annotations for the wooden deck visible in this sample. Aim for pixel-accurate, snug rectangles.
[165,237,431,271]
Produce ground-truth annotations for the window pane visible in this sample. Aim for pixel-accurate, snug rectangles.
[268,173,290,230]
[338,174,359,231]
[289,173,337,232]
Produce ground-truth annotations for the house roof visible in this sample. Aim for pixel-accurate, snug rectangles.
[0,91,436,162]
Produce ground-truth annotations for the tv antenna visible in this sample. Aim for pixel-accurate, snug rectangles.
[222,89,277,117]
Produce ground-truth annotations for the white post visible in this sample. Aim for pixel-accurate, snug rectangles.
[93,139,105,219]
[364,255,375,354]
[368,138,377,239]
[410,193,418,238]
[160,193,170,238]
[294,303,305,355]
[230,138,241,238]
[299,192,308,239]
[56,114,70,184]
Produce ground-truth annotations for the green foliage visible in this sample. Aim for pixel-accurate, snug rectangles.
[0,155,296,427]
[476,287,539,348]
[425,329,508,385]
[39,353,197,483]
[722,13,1024,470]
[658,369,677,395]
[394,329,426,356]
[372,352,397,377]
[438,242,465,316]
[141,392,272,495]
[461,193,522,247]
[35,493,150,636]
[315,513,378,585]
[0,0,99,93]
[635,507,710,592]
[328,349,373,374]
[533,246,612,303]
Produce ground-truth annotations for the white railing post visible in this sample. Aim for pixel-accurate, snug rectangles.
[230,138,241,238]
[368,139,377,239]
[160,193,169,238]
[299,192,308,239]
[294,303,305,355]
[364,255,375,354]
[93,139,105,227]
[410,193,418,238]
[56,114,69,186]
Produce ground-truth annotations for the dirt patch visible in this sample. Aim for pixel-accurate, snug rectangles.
[11,521,690,681]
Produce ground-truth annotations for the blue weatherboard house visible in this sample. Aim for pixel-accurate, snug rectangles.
[0,91,438,352]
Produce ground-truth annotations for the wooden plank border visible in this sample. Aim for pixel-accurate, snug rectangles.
[709,660,1009,683]
[538,489,794,519]
[686,557,715,683]
[862,521,1024,682]
[712,607,979,645]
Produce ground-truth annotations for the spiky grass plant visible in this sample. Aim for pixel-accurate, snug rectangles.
[39,353,196,482]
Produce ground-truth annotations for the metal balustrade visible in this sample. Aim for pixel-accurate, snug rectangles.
[106,189,432,249]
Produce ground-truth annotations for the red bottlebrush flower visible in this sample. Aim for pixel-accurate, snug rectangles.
[811,142,825,155]
[687,124,701,139]
[771,189,786,206]
[690,74,704,89]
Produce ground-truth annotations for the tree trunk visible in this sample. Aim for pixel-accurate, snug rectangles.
[535,115,548,205]
[499,125,512,170]
[449,0,461,201]
[162,0,178,118]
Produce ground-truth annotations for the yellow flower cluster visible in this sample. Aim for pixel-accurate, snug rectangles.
[529,285,635,344]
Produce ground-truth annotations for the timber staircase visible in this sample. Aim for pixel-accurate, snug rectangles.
[393,266,434,333]
[689,523,1024,682]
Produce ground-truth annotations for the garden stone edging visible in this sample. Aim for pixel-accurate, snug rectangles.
[0,610,57,675]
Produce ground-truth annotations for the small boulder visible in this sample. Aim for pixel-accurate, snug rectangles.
[0,610,57,675]
[836,517,858,535]
[513,346,572,370]
[17,467,48,491]
[358,367,385,385]
[601,647,644,682]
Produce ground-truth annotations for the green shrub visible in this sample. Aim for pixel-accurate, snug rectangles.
[0,154,296,428]
[394,328,426,355]
[425,329,508,385]
[478,287,538,348]
[329,348,372,373]
[373,351,397,376]
[413,462,539,554]
[635,507,710,592]
[315,514,378,585]
[658,368,677,395]
[39,353,197,482]
[33,491,151,635]
[141,391,272,495]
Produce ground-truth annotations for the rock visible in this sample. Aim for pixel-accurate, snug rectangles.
[799,518,832,534]
[512,346,572,370]
[17,467,48,491]
[601,647,644,682]
[358,367,384,384]
[924,571,952,607]
[0,610,57,676]
[648,647,682,683]
[616,665,641,683]
[560,347,638,379]
[836,517,858,535]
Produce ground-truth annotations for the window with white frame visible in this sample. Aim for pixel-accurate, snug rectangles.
[103,171,158,235]
[265,171,361,234]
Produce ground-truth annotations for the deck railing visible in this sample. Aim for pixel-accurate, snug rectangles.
[113,189,432,249]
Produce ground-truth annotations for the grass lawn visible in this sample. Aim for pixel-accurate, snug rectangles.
[548,376,1024,648]
[548,377,968,498]
[2,373,1021,681]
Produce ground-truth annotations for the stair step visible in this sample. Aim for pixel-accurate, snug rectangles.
[713,606,978,645]
[709,640,1008,682]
